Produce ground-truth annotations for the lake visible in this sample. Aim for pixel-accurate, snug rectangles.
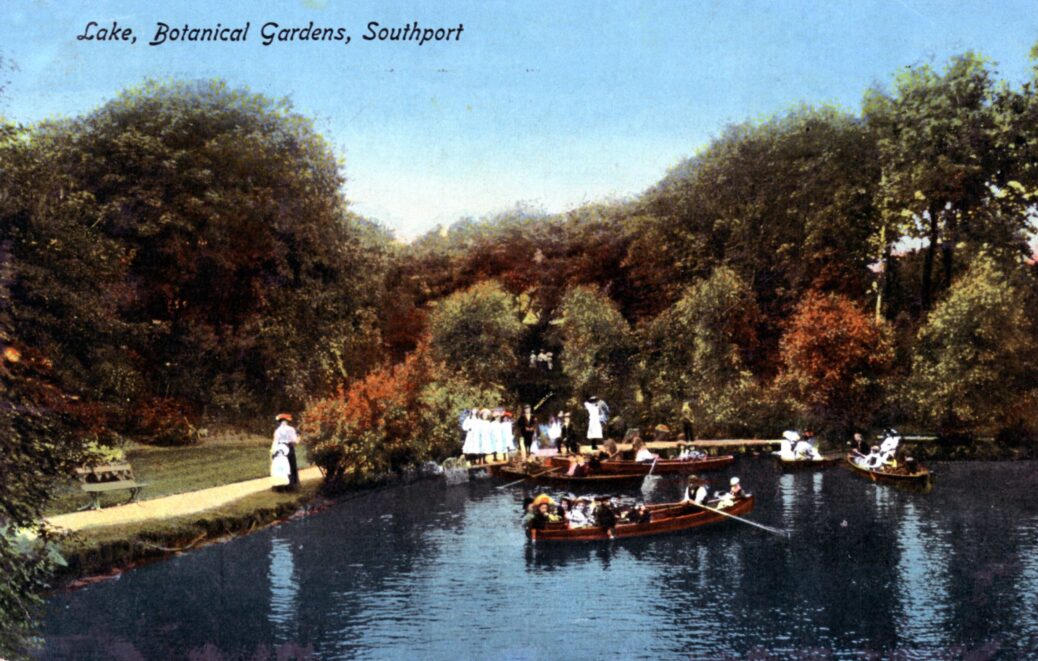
[40,459,1038,659]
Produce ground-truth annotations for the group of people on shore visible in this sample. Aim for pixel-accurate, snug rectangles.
[528,349,555,371]
[460,408,516,462]
[462,396,612,462]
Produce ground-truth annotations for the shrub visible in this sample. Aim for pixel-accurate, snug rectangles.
[131,397,199,446]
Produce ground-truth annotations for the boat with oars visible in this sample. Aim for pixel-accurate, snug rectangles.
[547,453,734,475]
[527,496,757,542]
[844,453,934,489]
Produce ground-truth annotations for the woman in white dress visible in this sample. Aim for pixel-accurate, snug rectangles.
[461,409,480,456]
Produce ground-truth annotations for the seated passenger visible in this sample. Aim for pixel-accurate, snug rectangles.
[779,430,799,461]
[567,498,591,528]
[629,503,652,524]
[863,445,883,468]
[567,455,590,477]
[632,439,658,463]
[593,496,618,535]
[525,502,555,530]
[793,438,814,459]
[728,476,745,499]
[713,478,744,509]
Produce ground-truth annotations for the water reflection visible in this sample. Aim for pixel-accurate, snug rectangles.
[267,537,298,640]
[894,499,952,650]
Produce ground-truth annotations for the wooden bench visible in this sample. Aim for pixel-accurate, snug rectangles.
[74,462,147,510]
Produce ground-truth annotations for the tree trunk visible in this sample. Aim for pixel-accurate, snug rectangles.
[941,210,957,290]
[921,205,939,311]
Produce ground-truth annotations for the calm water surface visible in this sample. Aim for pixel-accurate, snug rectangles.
[41,459,1038,660]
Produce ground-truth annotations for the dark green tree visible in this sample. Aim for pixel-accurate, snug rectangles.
[427,280,523,388]
[907,254,1038,438]
[864,53,1006,311]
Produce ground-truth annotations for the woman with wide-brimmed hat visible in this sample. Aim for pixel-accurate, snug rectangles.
[272,413,299,490]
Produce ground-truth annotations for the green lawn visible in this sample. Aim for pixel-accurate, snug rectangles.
[46,432,311,515]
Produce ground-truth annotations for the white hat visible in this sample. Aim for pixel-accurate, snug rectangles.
[730,477,740,486]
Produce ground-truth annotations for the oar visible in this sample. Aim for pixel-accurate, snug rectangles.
[496,465,562,489]
[690,499,789,538]
[641,456,660,494]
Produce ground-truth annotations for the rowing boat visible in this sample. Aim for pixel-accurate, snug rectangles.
[527,495,755,542]
[496,465,647,487]
[547,454,734,474]
[773,454,842,471]
[844,453,933,488]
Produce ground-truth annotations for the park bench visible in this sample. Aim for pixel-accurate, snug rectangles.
[74,462,147,510]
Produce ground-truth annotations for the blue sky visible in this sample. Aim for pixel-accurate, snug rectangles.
[2,1,1037,239]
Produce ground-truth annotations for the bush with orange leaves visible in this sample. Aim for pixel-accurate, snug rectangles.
[776,291,894,436]
[301,342,500,490]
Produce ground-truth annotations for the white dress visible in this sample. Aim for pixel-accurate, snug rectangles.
[585,401,603,440]
[503,420,515,452]
[461,415,480,454]
[270,438,291,486]
[477,417,493,454]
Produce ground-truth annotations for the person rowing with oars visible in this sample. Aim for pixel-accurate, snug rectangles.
[682,474,708,504]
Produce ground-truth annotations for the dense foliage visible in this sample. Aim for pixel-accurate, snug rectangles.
[907,255,1038,438]
[776,292,894,435]
[640,267,761,436]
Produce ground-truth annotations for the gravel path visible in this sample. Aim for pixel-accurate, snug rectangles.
[46,466,324,532]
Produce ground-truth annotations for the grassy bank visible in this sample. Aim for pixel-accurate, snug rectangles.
[46,432,311,515]
[56,482,323,582]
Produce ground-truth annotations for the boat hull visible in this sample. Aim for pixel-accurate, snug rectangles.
[497,466,647,487]
[774,455,842,471]
[547,454,735,475]
[527,496,755,542]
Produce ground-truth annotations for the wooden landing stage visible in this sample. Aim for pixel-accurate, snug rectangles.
[641,439,781,453]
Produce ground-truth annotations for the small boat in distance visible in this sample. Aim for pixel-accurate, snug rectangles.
[844,453,934,489]
[527,496,755,542]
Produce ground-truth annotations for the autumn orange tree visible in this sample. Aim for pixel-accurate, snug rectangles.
[301,341,499,490]
[776,291,894,436]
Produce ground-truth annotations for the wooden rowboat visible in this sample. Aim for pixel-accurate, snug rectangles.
[547,454,735,475]
[497,465,647,487]
[773,454,843,471]
[527,495,755,542]
[844,453,933,488]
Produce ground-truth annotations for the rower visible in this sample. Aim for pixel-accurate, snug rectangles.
[682,475,708,504]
